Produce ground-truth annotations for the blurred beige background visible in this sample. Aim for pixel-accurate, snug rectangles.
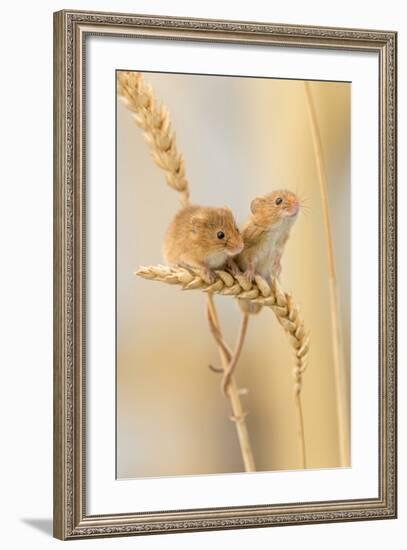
[116,72,350,479]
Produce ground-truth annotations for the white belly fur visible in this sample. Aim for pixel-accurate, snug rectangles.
[205,251,228,269]
[254,231,279,278]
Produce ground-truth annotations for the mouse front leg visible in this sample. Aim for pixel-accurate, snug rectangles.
[199,263,217,284]
[272,254,282,279]
[242,259,255,284]
[226,258,241,277]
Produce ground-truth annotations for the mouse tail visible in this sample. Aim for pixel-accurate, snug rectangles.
[117,71,190,207]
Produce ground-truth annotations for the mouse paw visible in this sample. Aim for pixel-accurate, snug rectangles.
[201,267,216,284]
[272,256,282,278]
[242,267,255,284]
[226,259,241,277]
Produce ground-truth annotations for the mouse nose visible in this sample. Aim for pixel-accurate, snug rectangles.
[290,201,300,215]
[229,239,244,255]
[236,240,244,254]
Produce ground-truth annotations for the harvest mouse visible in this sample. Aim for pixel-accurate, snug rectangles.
[163,204,244,283]
[217,190,301,395]
[236,189,301,314]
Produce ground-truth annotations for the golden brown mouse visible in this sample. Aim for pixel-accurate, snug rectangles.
[236,189,301,314]
[218,190,301,394]
[163,204,244,283]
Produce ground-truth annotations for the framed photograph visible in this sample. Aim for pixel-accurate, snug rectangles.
[53,9,397,540]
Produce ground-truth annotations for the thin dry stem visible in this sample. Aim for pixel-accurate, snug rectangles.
[295,392,307,469]
[117,71,190,207]
[205,299,233,360]
[304,81,349,467]
[221,312,250,395]
[136,265,309,468]
[206,294,256,472]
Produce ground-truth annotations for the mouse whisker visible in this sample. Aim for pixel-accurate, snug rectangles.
[299,202,311,211]
[298,193,310,204]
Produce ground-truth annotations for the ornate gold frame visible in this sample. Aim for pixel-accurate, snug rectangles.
[53,9,397,540]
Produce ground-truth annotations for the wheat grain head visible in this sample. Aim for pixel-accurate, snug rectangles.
[136,265,309,395]
[117,71,190,206]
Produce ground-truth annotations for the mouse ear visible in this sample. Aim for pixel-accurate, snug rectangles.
[191,215,205,231]
[250,197,264,215]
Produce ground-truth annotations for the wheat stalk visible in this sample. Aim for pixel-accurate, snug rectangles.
[117,71,190,206]
[304,82,349,467]
[136,265,309,467]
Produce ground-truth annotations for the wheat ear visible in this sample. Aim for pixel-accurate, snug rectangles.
[117,71,190,207]
[136,265,309,468]
[304,82,349,467]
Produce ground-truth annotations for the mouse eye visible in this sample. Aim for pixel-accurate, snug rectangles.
[217,231,225,240]
[275,197,283,205]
